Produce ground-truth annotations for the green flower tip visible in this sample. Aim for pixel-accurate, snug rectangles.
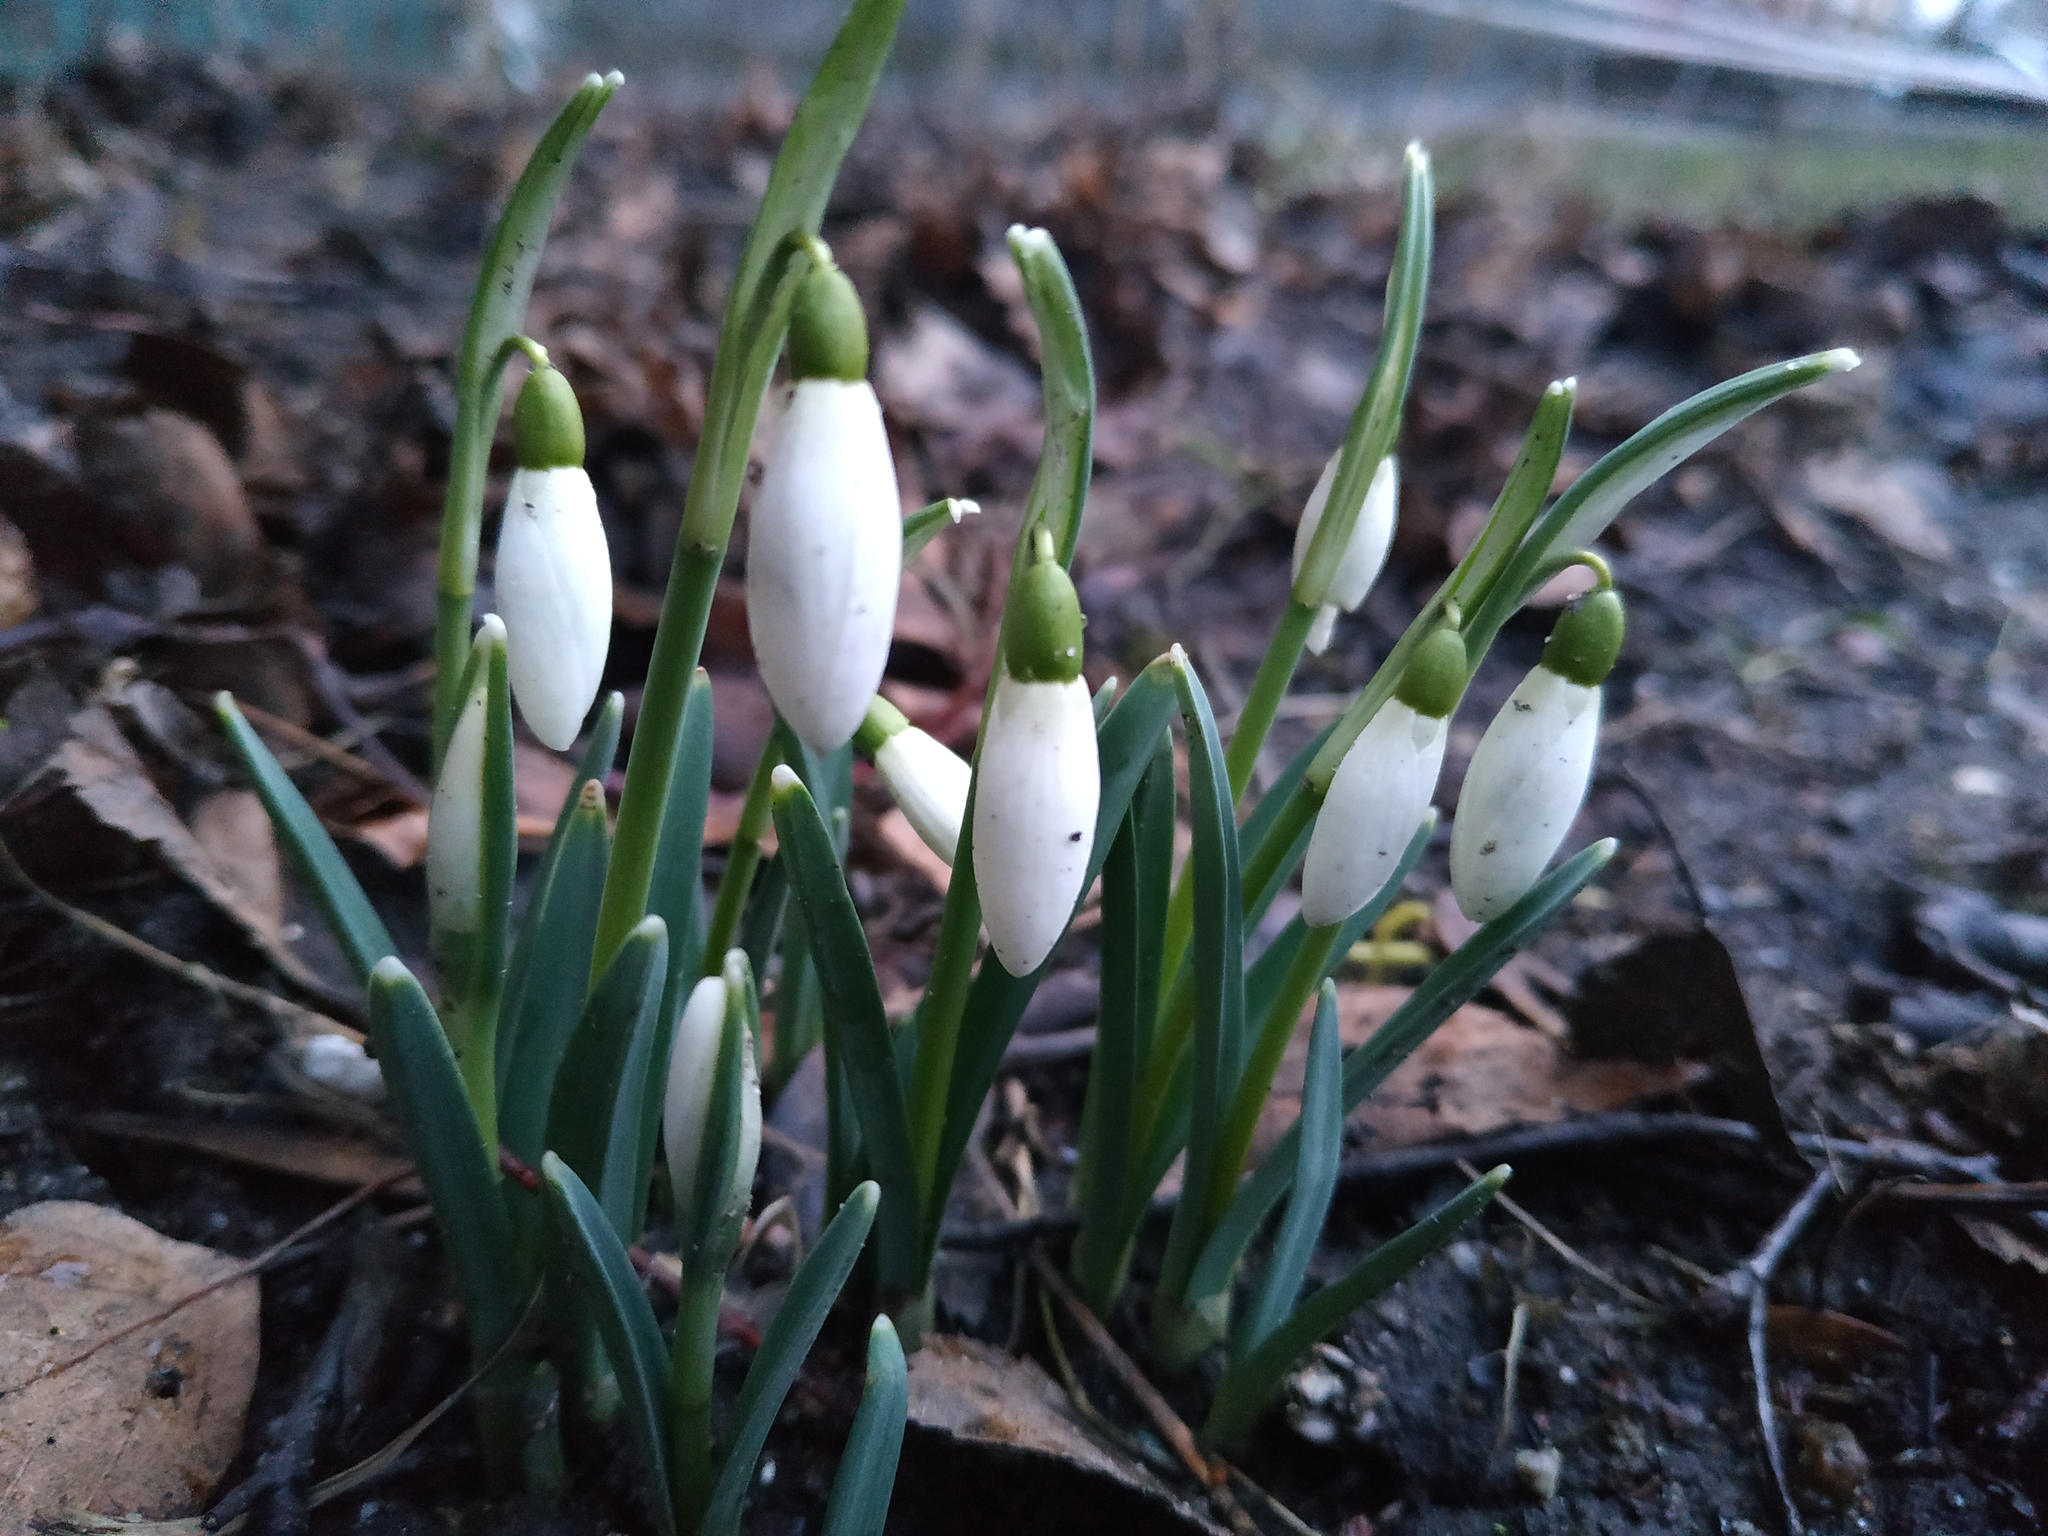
[769,763,804,799]
[789,263,869,382]
[855,694,910,757]
[1005,530,1085,684]
[512,363,586,469]
[1541,586,1625,687]
[1394,624,1467,719]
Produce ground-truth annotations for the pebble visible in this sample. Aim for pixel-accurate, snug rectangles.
[1515,1446,1562,1502]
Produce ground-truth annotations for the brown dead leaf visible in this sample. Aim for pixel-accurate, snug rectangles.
[1804,452,1954,563]
[0,1202,258,1527]
[1766,1306,1908,1376]
[187,790,283,943]
[74,1111,415,1194]
[1249,986,1701,1168]
[905,1335,1225,1536]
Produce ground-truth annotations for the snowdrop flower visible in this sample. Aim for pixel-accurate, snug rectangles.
[1450,584,1621,922]
[495,362,611,751]
[747,261,902,753]
[858,695,970,864]
[1300,622,1465,928]
[297,1032,384,1102]
[974,531,1100,977]
[664,953,761,1265]
[426,614,504,936]
[1291,453,1398,654]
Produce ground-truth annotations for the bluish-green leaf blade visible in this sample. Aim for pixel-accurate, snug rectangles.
[1004,226,1094,568]
[367,960,519,1356]
[1189,840,1615,1301]
[1236,981,1344,1357]
[547,916,670,1241]
[901,498,978,562]
[214,693,394,982]
[770,775,920,1291]
[702,1182,881,1536]
[1206,1166,1508,1453]
[540,1151,676,1536]
[821,1315,909,1536]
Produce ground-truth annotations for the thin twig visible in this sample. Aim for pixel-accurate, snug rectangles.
[1497,1300,1529,1451]
[0,834,363,1037]
[287,630,432,807]
[1458,1157,1660,1311]
[1877,1181,2048,1208]
[4,1171,407,1395]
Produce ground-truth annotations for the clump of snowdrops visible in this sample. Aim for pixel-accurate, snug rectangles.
[217,0,1857,1522]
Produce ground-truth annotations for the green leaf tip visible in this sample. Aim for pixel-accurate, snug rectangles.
[770,762,806,798]
[369,954,413,989]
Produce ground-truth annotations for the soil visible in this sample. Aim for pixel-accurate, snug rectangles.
[2,43,2047,1536]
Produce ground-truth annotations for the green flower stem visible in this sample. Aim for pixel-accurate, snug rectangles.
[905,774,984,1198]
[698,738,783,981]
[433,74,622,767]
[1205,920,1340,1229]
[670,1263,724,1535]
[1221,597,1318,805]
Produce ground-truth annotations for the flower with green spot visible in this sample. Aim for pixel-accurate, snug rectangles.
[1450,583,1620,921]
[973,531,1100,976]
[426,614,505,936]
[746,260,902,753]
[1300,620,1465,927]
[663,951,761,1271]
[495,362,612,751]
[857,696,970,865]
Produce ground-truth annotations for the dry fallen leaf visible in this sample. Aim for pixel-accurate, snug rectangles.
[74,1111,415,1194]
[0,1202,259,1527]
[1804,451,1954,563]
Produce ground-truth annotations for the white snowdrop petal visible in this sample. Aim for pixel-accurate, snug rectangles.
[1299,700,1445,928]
[972,674,1101,976]
[747,380,903,753]
[1290,453,1398,620]
[875,726,971,864]
[496,467,612,751]
[426,656,491,934]
[1450,666,1601,922]
[663,975,729,1219]
[298,1034,384,1101]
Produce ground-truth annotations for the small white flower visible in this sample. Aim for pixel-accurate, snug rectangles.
[495,465,611,751]
[1450,665,1601,922]
[973,671,1100,976]
[1292,453,1398,654]
[663,958,761,1253]
[297,1033,384,1101]
[426,615,503,935]
[875,726,971,865]
[747,378,903,753]
[1300,699,1446,928]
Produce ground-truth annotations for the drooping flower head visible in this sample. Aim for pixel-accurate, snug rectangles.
[973,530,1101,977]
[857,695,970,865]
[747,258,902,753]
[1450,582,1621,921]
[495,361,612,751]
[1300,618,1466,928]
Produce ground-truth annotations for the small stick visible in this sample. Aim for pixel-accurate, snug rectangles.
[288,629,432,807]
[1497,1300,1529,1451]
[1877,1181,2048,1209]
[1458,1157,1659,1310]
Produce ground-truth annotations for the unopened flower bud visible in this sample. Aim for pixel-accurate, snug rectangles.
[1291,453,1398,654]
[1450,586,1619,921]
[747,263,901,753]
[497,364,611,750]
[973,531,1100,976]
[426,615,505,935]
[663,953,761,1266]
[1300,624,1464,928]
[858,696,969,864]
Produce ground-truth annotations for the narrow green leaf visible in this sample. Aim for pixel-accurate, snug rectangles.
[367,961,519,1360]
[901,498,978,562]
[702,1182,881,1536]
[540,1152,676,1536]
[214,693,394,982]
[771,775,921,1292]
[924,654,1180,1246]
[738,852,790,989]
[1237,982,1343,1356]
[1004,226,1095,570]
[548,917,670,1241]
[497,780,611,1165]
[1187,840,1615,1302]
[822,1316,909,1536]
[435,72,623,759]
[1292,145,1432,610]
[1206,1167,1509,1453]
[1154,651,1246,1313]
[452,624,518,1140]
